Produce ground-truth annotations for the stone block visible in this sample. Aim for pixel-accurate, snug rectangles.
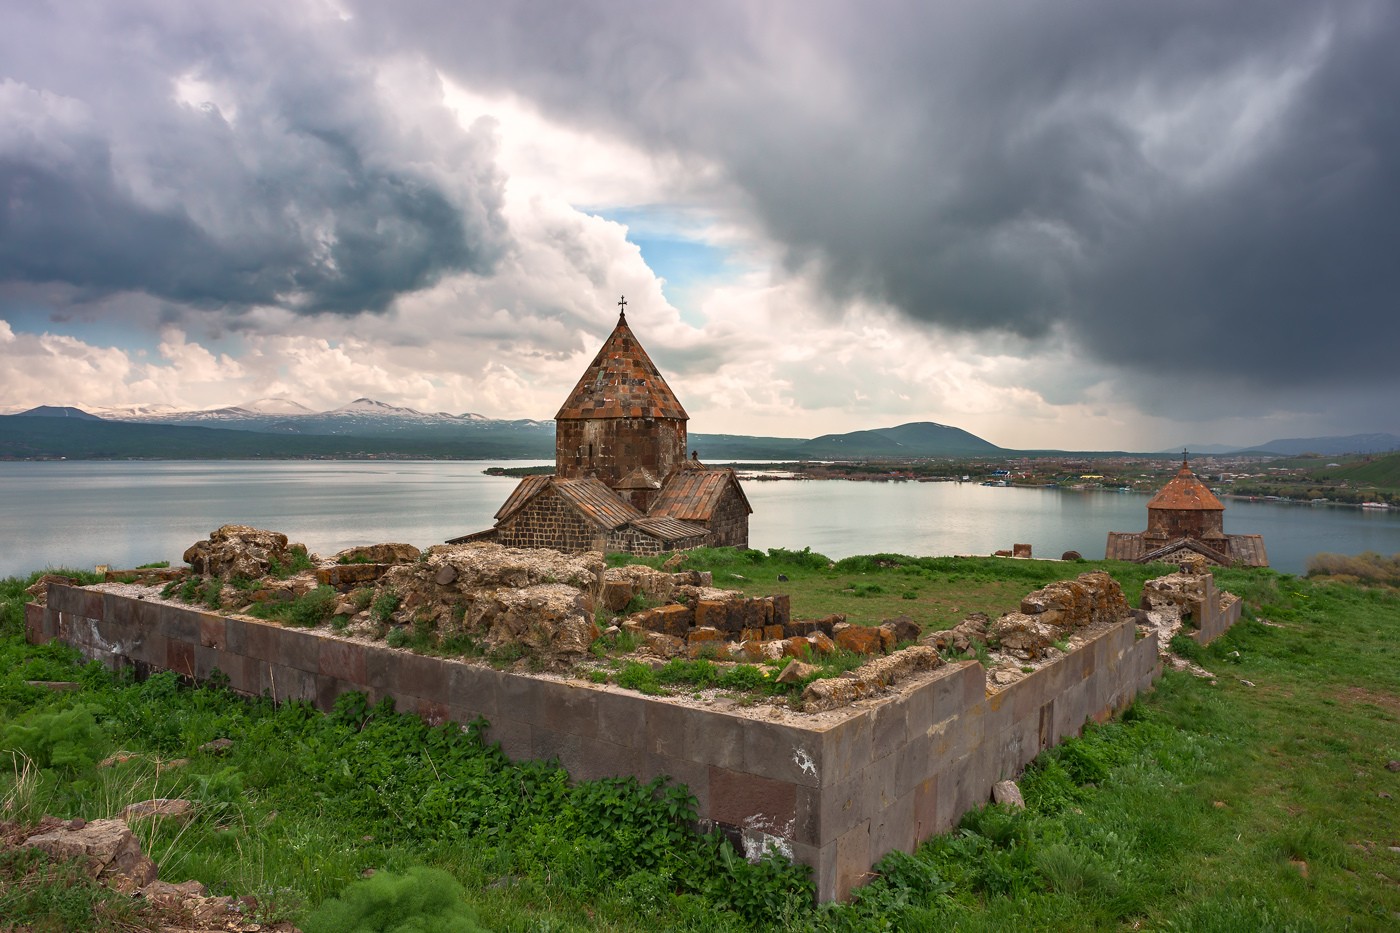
[165,640,196,678]
[593,688,647,749]
[870,697,908,763]
[683,708,745,772]
[319,638,368,685]
[834,625,886,655]
[198,617,227,650]
[223,617,247,655]
[601,579,637,612]
[771,594,791,627]
[645,753,711,815]
[782,637,811,660]
[762,624,785,641]
[446,664,500,723]
[822,715,873,785]
[641,604,693,636]
[808,631,836,656]
[913,774,940,841]
[194,646,226,681]
[870,788,916,864]
[23,603,42,644]
[644,700,690,759]
[539,682,600,739]
[834,819,873,901]
[226,655,261,696]
[484,718,533,762]
[315,675,354,712]
[694,599,727,629]
[243,621,282,663]
[386,652,451,705]
[277,628,322,674]
[563,736,645,783]
[708,766,797,835]
[742,720,824,787]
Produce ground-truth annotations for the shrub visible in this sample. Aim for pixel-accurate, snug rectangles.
[371,590,402,623]
[0,704,105,772]
[251,586,338,628]
[302,866,489,933]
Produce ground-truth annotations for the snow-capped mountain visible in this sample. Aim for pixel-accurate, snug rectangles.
[84,397,551,439]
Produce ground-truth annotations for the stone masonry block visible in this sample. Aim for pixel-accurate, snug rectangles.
[835,819,873,901]
[198,616,227,649]
[742,720,824,787]
[791,785,823,845]
[683,707,745,772]
[445,663,500,723]
[646,753,711,815]
[243,621,282,663]
[870,696,909,763]
[540,682,600,740]
[708,766,798,836]
[593,688,647,748]
[822,714,873,785]
[166,640,196,678]
[928,661,986,720]
[277,628,322,675]
[25,603,46,644]
[560,736,645,784]
[386,652,450,705]
[158,607,203,645]
[772,594,791,627]
[644,700,690,759]
[694,600,727,629]
[319,638,368,685]
[484,717,533,762]
[223,617,247,656]
[642,604,693,636]
[870,788,916,865]
[194,645,226,681]
[913,774,940,841]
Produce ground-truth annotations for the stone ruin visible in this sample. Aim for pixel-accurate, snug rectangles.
[100,524,1241,711]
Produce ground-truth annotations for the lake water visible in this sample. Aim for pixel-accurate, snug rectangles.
[4,460,1400,578]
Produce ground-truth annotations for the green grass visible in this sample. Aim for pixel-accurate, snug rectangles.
[3,561,1400,930]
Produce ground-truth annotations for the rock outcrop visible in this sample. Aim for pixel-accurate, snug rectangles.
[183,525,300,579]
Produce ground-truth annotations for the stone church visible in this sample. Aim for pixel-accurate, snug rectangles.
[1105,456,1268,567]
[451,302,751,555]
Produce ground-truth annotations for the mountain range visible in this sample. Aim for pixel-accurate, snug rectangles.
[5,398,1399,460]
[3,397,1003,460]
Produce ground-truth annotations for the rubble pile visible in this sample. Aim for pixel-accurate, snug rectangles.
[182,524,303,580]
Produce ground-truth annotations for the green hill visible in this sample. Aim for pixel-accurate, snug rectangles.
[1315,452,1400,489]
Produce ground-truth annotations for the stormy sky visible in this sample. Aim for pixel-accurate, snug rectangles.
[2,0,1397,449]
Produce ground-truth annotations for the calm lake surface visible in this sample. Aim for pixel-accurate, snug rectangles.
[4,460,1400,578]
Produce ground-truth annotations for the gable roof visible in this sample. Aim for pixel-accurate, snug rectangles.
[1148,459,1224,511]
[555,312,688,421]
[494,474,643,530]
[650,468,751,522]
[630,515,711,543]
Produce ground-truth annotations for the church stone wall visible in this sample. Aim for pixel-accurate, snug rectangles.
[496,489,604,553]
[705,484,751,548]
[556,418,687,488]
[1146,507,1223,541]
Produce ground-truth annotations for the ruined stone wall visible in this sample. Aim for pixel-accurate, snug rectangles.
[495,489,603,553]
[27,579,1196,903]
[704,484,750,548]
[555,418,687,488]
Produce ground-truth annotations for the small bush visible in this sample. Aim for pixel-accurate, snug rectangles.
[0,704,105,772]
[251,586,338,628]
[371,590,401,623]
[302,866,489,933]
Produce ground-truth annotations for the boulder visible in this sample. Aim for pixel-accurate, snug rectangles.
[21,818,158,892]
[880,614,922,644]
[993,779,1025,809]
[776,659,818,684]
[603,564,678,605]
[183,525,292,579]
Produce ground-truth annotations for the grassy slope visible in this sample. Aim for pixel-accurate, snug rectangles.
[3,557,1400,931]
[1318,452,1400,489]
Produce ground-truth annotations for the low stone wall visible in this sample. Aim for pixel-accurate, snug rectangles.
[29,583,1170,902]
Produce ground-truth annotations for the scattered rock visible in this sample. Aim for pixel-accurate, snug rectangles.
[992,780,1025,809]
[1290,858,1310,879]
[25,680,81,691]
[924,613,990,654]
[434,564,458,586]
[119,799,194,824]
[833,623,887,655]
[1386,760,1400,772]
[199,738,234,755]
[880,614,922,644]
[776,659,818,684]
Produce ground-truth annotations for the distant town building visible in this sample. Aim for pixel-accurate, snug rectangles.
[1105,455,1268,567]
[450,300,750,554]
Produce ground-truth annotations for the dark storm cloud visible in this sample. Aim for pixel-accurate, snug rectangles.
[0,2,506,315]
[348,0,1400,388]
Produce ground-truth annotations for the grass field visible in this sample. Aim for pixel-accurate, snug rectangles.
[3,552,1400,931]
